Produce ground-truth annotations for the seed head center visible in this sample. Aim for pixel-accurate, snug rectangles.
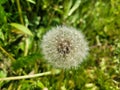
[57,40,71,56]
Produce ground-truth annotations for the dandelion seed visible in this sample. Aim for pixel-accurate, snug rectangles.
[41,26,89,69]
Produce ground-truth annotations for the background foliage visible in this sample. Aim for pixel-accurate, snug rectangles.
[0,0,120,90]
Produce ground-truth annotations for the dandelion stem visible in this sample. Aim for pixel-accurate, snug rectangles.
[0,70,60,81]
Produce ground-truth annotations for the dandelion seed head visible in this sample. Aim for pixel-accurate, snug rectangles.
[41,26,89,69]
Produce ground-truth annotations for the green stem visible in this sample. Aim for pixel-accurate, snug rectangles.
[57,69,64,89]
[24,37,29,56]
[16,0,24,25]
[0,45,16,61]
[16,0,29,56]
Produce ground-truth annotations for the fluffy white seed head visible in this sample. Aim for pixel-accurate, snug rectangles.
[41,26,89,69]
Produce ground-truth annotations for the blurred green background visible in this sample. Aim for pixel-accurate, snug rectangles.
[0,0,120,90]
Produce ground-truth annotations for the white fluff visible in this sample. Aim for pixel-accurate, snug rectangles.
[41,26,89,69]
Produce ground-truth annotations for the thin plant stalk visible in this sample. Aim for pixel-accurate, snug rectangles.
[0,70,60,81]
[0,45,16,61]
[16,0,24,25]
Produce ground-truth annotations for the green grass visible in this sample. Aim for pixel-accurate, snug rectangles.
[0,0,120,90]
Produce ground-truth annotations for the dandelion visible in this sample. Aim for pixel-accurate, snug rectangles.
[41,26,89,69]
